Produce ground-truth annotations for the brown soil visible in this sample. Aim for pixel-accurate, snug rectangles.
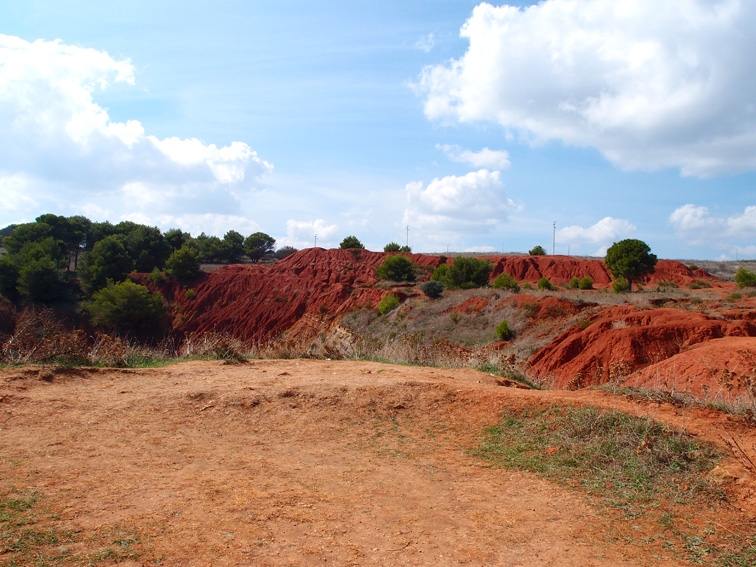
[2,360,755,566]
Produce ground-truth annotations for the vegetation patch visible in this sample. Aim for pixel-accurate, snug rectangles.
[0,488,145,564]
[471,405,756,565]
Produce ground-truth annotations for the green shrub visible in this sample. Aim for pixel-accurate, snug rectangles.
[536,276,556,291]
[688,264,698,271]
[339,235,364,249]
[612,277,630,293]
[496,320,514,340]
[492,273,520,292]
[431,263,451,284]
[432,257,492,289]
[377,292,400,314]
[185,288,196,300]
[376,254,415,281]
[420,280,444,299]
[85,279,168,336]
[529,245,546,256]
[147,267,165,284]
[578,276,593,290]
[734,267,756,288]
[568,276,580,289]
[165,245,200,284]
[384,242,401,252]
[687,279,712,290]
[522,281,533,290]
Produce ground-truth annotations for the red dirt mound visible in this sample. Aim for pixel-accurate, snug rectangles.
[529,306,756,389]
[488,256,718,288]
[447,297,489,314]
[150,249,440,344]
[624,337,756,400]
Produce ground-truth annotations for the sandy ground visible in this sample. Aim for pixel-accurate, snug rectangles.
[1,359,755,566]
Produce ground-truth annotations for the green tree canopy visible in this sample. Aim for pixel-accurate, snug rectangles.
[244,232,276,263]
[529,245,546,256]
[376,254,416,281]
[79,235,133,292]
[219,230,246,263]
[85,279,168,336]
[431,257,492,289]
[339,235,364,250]
[384,242,401,252]
[165,245,201,284]
[604,239,657,292]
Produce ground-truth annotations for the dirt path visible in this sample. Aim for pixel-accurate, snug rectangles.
[1,359,754,566]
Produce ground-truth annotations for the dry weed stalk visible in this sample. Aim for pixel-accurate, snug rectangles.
[718,428,756,475]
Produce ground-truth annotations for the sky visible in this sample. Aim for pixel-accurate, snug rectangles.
[2,0,756,260]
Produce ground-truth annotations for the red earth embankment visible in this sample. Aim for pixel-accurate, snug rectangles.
[624,336,756,399]
[529,306,756,389]
[152,248,440,344]
[488,256,722,288]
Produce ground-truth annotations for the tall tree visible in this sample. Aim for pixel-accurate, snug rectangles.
[604,239,657,292]
[244,232,276,263]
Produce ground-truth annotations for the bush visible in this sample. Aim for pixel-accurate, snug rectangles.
[147,267,165,284]
[420,280,444,299]
[536,277,556,291]
[734,267,756,288]
[377,292,400,314]
[165,245,201,284]
[522,281,533,290]
[85,279,169,336]
[687,279,712,290]
[568,276,580,289]
[578,276,593,290]
[496,320,515,341]
[384,242,401,252]
[492,273,520,292]
[185,288,196,300]
[376,254,415,281]
[529,245,546,256]
[612,277,630,293]
[432,257,492,289]
[340,235,364,249]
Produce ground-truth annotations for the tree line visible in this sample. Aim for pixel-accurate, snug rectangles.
[0,213,293,305]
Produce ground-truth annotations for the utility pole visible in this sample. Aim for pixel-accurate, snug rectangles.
[314,234,317,248]
[406,225,409,248]
[552,221,556,255]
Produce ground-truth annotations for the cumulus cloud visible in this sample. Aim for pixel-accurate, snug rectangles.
[669,204,756,247]
[0,34,272,226]
[280,219,339,249]
[402,169,519,244]
[557,216,636,255]
[436,144,511,169]
[417,0,756,177]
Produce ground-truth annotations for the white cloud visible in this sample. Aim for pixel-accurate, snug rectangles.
[417,0,756,177]
[0,34,272,227]
[415,33,435,53]
[402,169,519,244]
[557,216,636,256]
[669,204,756,247]
[280,219,339,249]
[436,144,511,169]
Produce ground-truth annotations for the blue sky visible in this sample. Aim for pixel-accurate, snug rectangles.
[2,0,756,259]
